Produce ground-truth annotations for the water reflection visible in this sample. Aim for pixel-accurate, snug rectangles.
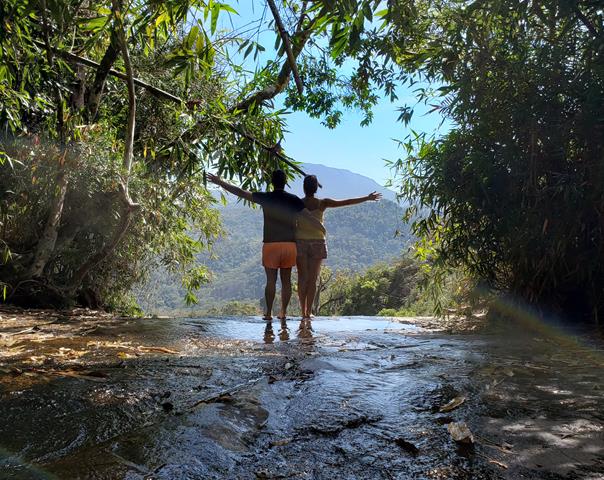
[263,322,275,344]
[278,318,290,342]
[297,319,313,340]
[263,318,314,344]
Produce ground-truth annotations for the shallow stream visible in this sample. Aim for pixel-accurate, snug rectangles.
[1,313,603,479]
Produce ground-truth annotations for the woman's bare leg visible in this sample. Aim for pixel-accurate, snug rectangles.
[296,254,309,318]
[306,258,323,318]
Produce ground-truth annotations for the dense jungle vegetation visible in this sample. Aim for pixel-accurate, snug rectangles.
[315,258,462,317]
[1,0,602,319]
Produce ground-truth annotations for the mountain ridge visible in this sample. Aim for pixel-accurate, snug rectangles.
[291,163,397,201]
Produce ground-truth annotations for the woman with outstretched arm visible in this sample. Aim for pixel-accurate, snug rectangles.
[296,175,382,320]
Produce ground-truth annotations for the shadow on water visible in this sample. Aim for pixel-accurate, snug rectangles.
[0,313,603,479]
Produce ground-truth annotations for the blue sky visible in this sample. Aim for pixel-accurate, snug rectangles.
[281,97,446,185]
[218,2,448,185]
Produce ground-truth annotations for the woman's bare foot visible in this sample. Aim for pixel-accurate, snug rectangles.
[263,314,273,321]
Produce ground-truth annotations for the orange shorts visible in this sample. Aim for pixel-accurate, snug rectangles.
[262,242,297,269]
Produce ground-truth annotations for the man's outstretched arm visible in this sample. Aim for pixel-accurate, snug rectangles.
[300,208,326,234]
[207,173,254,202]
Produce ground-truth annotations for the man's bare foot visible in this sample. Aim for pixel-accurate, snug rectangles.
[263,314,273,321]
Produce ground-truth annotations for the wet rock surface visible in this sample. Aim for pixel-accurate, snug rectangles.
[0,309,603,479]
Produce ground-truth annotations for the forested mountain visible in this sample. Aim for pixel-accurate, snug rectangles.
[138,166,411,313]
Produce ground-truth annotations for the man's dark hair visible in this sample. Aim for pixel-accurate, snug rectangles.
[303,175,319,196]
[271,169,287,190]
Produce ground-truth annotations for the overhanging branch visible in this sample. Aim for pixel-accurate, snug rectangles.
[230,5,323,113]
[231,27,313,113]
[267,0,303,95]
[46,42,313,179]
[34,40,182,104]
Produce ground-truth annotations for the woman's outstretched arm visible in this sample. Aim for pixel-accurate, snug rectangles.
[322,192,382,208]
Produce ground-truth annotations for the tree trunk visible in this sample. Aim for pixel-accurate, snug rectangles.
[26,0,70,280]
[27,169,68,278]
[71,64,87,110]
[65,0,139,296]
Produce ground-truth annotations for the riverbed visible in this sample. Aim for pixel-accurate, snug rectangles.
[0,310,603,479]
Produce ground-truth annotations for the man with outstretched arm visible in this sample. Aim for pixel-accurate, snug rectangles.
[207,170,325,320]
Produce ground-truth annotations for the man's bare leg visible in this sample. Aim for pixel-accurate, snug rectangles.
[279,267,292,319]
[264,267,278,320]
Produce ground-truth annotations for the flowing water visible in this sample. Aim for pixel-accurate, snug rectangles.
[0,313,603,479]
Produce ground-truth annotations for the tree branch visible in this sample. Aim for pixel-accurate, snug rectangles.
[112,0,136,186]
[227,123,307,177]
[267,0,303,95]
[232,29,312,113]
[231,7,322,113]
[86,30,120,121]
[34,40,183,104]
[575,7,598,37]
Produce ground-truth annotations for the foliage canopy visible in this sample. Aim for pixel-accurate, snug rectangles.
[0,0,387,308]
[388,0,604,317]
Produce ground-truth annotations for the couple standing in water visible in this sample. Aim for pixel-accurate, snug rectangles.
[207,169,381,323]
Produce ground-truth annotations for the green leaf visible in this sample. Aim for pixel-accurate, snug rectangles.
[210,4,220,34]
[217,3,238,15]
[243,43,254,59]
[78,15,109,33]
[184,25,200,49]
[363,3,373,22]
